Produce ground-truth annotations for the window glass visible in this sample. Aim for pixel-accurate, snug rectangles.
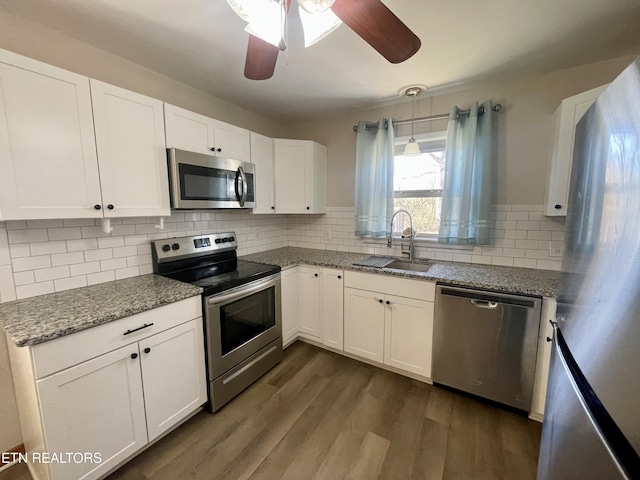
[392,134,446,236]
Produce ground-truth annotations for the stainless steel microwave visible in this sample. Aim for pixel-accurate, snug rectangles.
[167,148,255,209]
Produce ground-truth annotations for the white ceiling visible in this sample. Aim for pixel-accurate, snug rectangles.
[3,0,640,123]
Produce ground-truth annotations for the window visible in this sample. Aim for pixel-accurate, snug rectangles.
[392,131,447,238]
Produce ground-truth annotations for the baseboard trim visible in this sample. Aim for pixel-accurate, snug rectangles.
[0,443,26,472]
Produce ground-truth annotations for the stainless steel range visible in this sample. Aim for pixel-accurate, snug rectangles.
[151,233,282,411]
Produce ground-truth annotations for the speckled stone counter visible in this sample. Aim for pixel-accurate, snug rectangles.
[0,274,202,347]
[241,247,560,298]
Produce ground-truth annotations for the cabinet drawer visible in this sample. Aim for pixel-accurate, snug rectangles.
[344,271,435,302]
[32,296,201,379]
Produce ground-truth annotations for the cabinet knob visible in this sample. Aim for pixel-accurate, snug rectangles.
[107,204,114,210]
[306,207,310,210]
[337,275,342,279]
[386,300,391,305]
[314,273,318,277]
[94,204,102,210]
[144,347,151,354]
[271,206,275,210]
[131,353,138,359]
[217,148,222,152]
[378,299,383,304]
[554,204,562,209]
[210,147,216,152]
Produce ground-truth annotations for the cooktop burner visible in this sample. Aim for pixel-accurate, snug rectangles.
[151,233,280,296]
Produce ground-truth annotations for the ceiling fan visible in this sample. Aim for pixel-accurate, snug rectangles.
[227,0,421,80]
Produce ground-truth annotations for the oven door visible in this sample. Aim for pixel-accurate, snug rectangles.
[205,274,281,379]
[168,148,255,209]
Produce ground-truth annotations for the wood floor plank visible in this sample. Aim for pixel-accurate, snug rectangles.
[499,408,539,460]
[344,431,390,480]
[411,417,448,480]
[312,429,367,480]
[425,385,455,425]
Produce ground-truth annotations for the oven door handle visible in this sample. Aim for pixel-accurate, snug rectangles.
[235,166,247,207]
[207,274,279,305]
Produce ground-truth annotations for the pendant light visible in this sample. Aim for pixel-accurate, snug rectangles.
[399,85,427,156]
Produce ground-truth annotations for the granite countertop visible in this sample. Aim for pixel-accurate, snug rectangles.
[241,247,560,298]
[0,274,202,347]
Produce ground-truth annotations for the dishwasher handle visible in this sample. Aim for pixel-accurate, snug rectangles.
[470,299,498,309]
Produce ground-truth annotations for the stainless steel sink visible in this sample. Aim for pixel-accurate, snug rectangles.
[385,260,432,273]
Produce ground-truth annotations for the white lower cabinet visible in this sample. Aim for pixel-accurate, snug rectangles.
[280,267,300,346]
[343,288,385,362]
[321,269,344,351]
[344,272,435,379]
[298,266,322,339]
[8,297,206,480]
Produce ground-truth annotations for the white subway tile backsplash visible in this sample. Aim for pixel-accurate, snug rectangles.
[81,226,110,238]
[514,258,538,269]
[9,244,31,259]
[48,227,82,241]
[491,257,514,267]
[536,260,562,271]
[113,246,138,258]
[70,261,101,277]
[54,275,88,292]
[66,238,99,252]
[63,218,97,227]
[8,229,48,244]
[139,264,153,275]
[525,249,550,260]
[527,230,552,241]
[111,225,137,236]
[126,254,151,267]
[13,271,35,286]
[12,255,52,272]
[115,266,139,280]
[506,212,529,221]
[98,236,125,249]
[515,239,539,250]
[16,281,54,299]
[124,235,149,246]
[516,221,540,231]
[51,252,85,267]
[84,249,113,262]
[0,229,10,266]
[26,220,64,229]
[29,241,67,256]
[505,230,527,240]
[100,258,127,271]
[87,270,115,286]
[0,265,17,302]
[5,221,27,230]
[34,266,70,283]
[502,248,526,258]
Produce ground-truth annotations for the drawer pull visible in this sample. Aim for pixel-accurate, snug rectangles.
[124,323,154,336]
[131,353,138,359]
[144,347,151,354]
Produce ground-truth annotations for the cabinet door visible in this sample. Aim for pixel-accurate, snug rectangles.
[0,50,102,220]
[274,139,310,213]
[308,142,327,214]
[298,266,322,339]
[91,80,170,218]
[384,295,434,378]
[140,319,207,442]
[281,267,299,345]
[164,103,215,155]
[251,132,275,214]
[543,84,608,216]
[343,287,385,362]
[214,120,250,161]
[322,268,344,350]
[37,344,147,480]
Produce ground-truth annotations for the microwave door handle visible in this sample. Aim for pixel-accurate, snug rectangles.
[237,166,247,207]
[234,167,242,206]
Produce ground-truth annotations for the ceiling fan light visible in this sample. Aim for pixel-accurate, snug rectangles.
[237,0,286,48]
[299,7,342,47]
[298,0,336,14]
[403,138,421,156]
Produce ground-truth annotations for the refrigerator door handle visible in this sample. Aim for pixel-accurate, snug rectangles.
[552,325,640,479]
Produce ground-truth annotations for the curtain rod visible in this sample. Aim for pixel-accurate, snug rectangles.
[352,104,503,132]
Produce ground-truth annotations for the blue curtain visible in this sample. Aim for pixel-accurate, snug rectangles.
[438,100,495,245]
[354,118,396,237]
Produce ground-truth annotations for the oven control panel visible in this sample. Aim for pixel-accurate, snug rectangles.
[152,232,238,263]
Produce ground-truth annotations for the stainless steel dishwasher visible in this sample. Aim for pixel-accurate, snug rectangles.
[433,285,541,411]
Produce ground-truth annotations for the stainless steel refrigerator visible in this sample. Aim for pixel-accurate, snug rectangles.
[537,58,640,479]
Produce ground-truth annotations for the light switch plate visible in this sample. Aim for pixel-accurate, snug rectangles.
[324,230,331,241]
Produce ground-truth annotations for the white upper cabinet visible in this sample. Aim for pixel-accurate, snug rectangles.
[274,139,327,214]
[250,132,276,214]
[0,49,102,220]
[544,84,608,216]
[164,104,250,161]
[90,80,170,218]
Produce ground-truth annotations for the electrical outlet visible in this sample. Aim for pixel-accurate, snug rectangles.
[324,229,331,241]
[550,241,564,257]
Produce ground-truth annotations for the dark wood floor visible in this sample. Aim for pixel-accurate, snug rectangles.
[1,342,541,480]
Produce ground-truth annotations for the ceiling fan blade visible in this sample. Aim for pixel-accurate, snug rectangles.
[244,35,280,80]
[331,0,421,64]
[243,0,292,80]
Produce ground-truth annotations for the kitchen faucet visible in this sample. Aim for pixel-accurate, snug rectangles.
[388,209,415,260]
